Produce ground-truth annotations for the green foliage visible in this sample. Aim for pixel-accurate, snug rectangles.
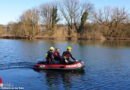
[78,11,88,33]
[51,6,60,29]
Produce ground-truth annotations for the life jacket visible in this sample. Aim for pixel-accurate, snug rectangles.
[65,54,70,59]
[54,51,60,57]
[63,51,71,59]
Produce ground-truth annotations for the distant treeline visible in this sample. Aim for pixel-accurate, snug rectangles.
[0,0,130,40]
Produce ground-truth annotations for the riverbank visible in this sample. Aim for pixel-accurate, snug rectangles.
[1,35,130,41]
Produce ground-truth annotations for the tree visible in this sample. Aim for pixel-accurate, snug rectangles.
[40,3,53,29]
[78,11,88,33]
[52,6,60,29]
[93,7,129,37]
[60,0,80,35]
[19,8,40,39]
[60,0,93,35]
[40,2,60,30]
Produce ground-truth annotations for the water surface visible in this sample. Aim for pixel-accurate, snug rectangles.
[0,39,130,90]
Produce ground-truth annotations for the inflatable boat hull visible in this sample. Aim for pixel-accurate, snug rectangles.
[34,61,84,70]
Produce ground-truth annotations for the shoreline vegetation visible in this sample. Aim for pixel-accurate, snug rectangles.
[1,35,130,41]
[0,0,130,40]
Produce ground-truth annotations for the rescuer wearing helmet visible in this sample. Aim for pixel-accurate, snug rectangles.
[46,47,55,64]
[62,46,76,64]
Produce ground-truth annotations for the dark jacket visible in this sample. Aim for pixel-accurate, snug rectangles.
[54,51,61,61]
[62,51,75,60]
[46,50,54,64]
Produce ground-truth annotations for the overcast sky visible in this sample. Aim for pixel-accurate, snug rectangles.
[0,0,129,25]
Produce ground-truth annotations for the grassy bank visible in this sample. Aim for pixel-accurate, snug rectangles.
[1,30,130,41]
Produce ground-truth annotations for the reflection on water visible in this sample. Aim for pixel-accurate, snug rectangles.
[77,40,130,48]
[0,39,130,90]
[36,70,85,90]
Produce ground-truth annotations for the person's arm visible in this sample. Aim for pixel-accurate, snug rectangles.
[45,53,48,57]
[70,53,76,60]
[62,52,65,58]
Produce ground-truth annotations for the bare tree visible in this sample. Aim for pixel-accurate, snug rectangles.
[93,7,112,25]
[60,0,93,35]
[93,7,130,37]
[19,8,40,39]
[111,7,129,24]
[40,2,60,30]
[40,3,53,29]
[60,0,80,33]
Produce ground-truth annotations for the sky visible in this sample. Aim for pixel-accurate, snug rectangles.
[0,0,130,25]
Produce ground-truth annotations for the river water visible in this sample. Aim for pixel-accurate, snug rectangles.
[0,39,130,90]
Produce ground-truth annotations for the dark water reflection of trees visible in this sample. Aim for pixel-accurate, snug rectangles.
[77,40,130,48]
[35,70,85,90]
[20,39,130,48]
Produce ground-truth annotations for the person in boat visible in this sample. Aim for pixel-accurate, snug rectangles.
[62,46,76,64]
[46,47,55,64]
[54,48,61,64]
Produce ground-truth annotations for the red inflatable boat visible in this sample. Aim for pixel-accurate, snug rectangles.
[34,61,84,70]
